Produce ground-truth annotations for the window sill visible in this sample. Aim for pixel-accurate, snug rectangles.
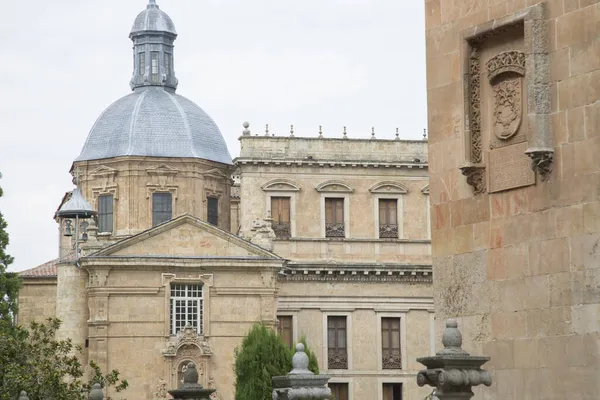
[273,237,431,244]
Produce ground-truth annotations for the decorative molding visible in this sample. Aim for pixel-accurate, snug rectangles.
[162,325,213,357]
[526,150,553,181]
[315,180,354,193]
[203,168,230,181]
[261,179,301,192]
[459,164,486,195]
[369,181,408,194]
[90,166,119,198]
[235,158,427,170]
[278,266,432,284]
[486,50,526,81]
[146,164,179,198]
[87,267,111,288]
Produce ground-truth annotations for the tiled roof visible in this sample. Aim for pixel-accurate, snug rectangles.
[19,254,74,278]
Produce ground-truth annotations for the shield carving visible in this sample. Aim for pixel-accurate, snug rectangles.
[486,51,526,141]
[492,77,522,140]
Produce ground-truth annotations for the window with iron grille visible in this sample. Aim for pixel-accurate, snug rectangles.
[379,199,398,238]
[382,317,402,369]
[325,198,345,238]
[170,284,203,335]
[152,192,172,227]
[97,194,113,233]
[383,383,403,400]
[207,197,218,226]
[327,316,348,369]
[138,52,145,76]
[151,51,160,83]
[328,383,349,400]
[277,315,293,348]
[271,197,291,238]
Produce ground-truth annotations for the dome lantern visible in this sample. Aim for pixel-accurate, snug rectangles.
[129,0,178,91]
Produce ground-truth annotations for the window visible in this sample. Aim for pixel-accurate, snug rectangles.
[325,198,345,238]
[152,192,172,226]
[379,199,398,238]
[170,283,203,335]
[138,52,145,76]
[383,383,402,400]
[207,197,218,226]
[151,51,159,83]
[271,197,291,238]
[277,315,293,348]
[327,316,347,369]
[382,317,401,369]
[165,53,171,74]
[97,194,113,233]
[329,383,349,400]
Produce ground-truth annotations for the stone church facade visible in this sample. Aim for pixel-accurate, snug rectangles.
[425,0,600,398]
[17,1,433,399]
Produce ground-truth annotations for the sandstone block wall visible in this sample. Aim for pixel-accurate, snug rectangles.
[425,0,600,398]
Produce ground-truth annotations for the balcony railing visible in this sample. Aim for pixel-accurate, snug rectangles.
[272,222,291,239]
[382,352,402,369]
[328,348,348,369]
[325,223,345,238]
[379,224,398,238]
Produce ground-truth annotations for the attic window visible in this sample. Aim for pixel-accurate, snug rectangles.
[152,193,172,226]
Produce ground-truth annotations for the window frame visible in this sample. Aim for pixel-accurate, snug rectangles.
[150,51,160,82]
[322,312,352,370]
[320,194,350,238]
[170,283,204,336]
[376,313,407,371]
[372,194,404,239]
[328,379,353,400]
[270,196,292,239]
[97,194,114,234]
[276,314,296,349]
[381,317,402,370]
[164,52,172,75]
[138,52,146,76]
[377,378,408,400]
[263,181,299,239]
[162,274,213,338]
[207,197,219,226]
[328,382,350,400]
[152,192,173,227]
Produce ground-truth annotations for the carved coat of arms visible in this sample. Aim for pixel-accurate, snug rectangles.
[486,51,526,140]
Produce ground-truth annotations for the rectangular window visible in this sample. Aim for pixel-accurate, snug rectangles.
[379,199,398,238]
[327,316,347,369]
[383,383,402,400]
[207,197,219,226]
[138,52,145,76]
[97,194,113,233]
[151,51,159,83]
[170,283,203,335]
[382,317,401,369]
[152,192,172,227]
[325,198,345,238]
[277,315,293,348]
[165,53,171,74]
[271,197,291,238]
[328,383,349,400]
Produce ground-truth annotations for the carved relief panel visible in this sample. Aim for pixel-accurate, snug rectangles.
[460,4,553,194]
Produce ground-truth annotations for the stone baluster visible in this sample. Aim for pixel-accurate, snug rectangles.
[416,319,492,400]
[89,383,105,400]
[272,343,332,400]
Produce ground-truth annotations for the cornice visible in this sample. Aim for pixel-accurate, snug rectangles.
[278,263,432,283]
[234,158,427,170]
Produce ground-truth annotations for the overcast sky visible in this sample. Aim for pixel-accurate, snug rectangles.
[0,0,427,272]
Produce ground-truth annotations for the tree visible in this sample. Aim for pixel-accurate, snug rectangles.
[0,172,20,330]
[234,323,292,400]
[0,317,128,400]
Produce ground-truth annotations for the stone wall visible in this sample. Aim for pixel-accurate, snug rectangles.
[425,0,600,398]
[16,278,57,327]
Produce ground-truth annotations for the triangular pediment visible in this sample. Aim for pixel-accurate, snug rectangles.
[203,168,230,180]
[146,164,179,175]
[91,214,282,259]
[90,165,117,177]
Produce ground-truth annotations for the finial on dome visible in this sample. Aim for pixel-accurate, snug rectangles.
[148,0,158,7]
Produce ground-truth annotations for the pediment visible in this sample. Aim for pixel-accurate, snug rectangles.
[315,180,354,193]
[90,166,117,177]
[203,168,230,180]
[369,181,408,194]
[261,179,301,192]
[91,214,281,259]
[146,164,179,176]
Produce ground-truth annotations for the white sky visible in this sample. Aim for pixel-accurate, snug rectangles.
[1,0,427,272]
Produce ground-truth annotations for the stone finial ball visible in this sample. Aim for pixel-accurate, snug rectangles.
[442,318,462,349]
[291,342,310,373]
[184,362,199,384]
[89,383,104,400]
[243,121,250,128]
[296,343,305,352]
[446,319,458,328]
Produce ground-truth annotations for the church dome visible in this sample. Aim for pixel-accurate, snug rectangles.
[75,1,232,165]
[76,87,232,164]
[130,0,176,37]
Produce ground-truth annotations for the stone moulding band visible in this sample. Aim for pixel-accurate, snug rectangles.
[460,2,553,194]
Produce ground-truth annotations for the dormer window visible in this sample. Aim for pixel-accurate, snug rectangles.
[151,52,160,83]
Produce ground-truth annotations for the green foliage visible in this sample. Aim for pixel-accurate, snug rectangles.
[0,172,21,331]
[296,336,319,375]
[234,323,292,400]
[0,317,128,400]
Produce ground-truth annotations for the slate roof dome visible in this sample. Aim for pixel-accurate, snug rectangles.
[75,0,232,165]
[130,0,177,37]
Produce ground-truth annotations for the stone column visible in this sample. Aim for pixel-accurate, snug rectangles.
[272,343,332,400]
[416,319,492,400]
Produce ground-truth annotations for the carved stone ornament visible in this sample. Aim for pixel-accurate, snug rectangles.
[459,164,486,195]
[486,51,526,141]
[163,324,212,357]
[152,378,168,400]
[526,150,553,182]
